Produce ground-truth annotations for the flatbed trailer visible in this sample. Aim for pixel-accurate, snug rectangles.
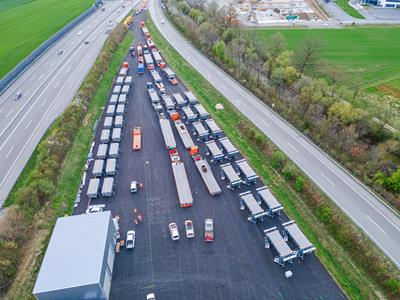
[132,127,142,150]
[174,120,195,149]
[144,53,154,70]
[170,151,193,207]
[194,156,221,196]
[159,118,176,150]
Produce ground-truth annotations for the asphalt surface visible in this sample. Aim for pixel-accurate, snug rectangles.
[149,0,400,269]
[0,0,136,207]
[74,13,346,299]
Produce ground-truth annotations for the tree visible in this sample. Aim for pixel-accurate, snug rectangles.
[386,168,400,193]
[295,37,323,74]
[328,101,363,125]
[216,4,238,32]
[212,40,226,61]
[196,21,219,49]
[266,33,287,63]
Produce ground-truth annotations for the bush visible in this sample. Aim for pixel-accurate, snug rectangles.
[294,176,305,192]
[271,150,286,170]
[282,164,296,181]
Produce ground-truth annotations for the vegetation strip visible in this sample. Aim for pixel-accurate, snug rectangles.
[146,16,400,299]
[0,23,132,298]
[333,0,365,19]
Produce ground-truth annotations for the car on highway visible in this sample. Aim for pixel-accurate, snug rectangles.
[101,7,105,11]
[77,30,82,36]
[57,49,63,55]
[85,206,103,214]
[161,19,164,24]
[185,220,194,238]
[169,222,179,241]
[130,180,138,193]
[14,91,22,101]
[126,230,136,249]
[84,39,89,44]
[204,219,214,242]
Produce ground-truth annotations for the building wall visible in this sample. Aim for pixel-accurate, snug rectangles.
[35,283,105,300]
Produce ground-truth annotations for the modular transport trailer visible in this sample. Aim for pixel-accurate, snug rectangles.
[144,53,154,70]
[205,140,224,163]
[170,151,193,207]
[116,104,125,116]
[105,158,117,176]
[118,94,127,105]
[282,220,316,258]
[112,128,122,142]
[121,85,130,95]
[219,137,239,159]
[109,143,120,158]
[184,91,198,105]
[220,163,242,190]
[113,85,121,95]
[162,67,178,84]
[172,93,186,108]
[162,94,175,111]
[101,177,115,197]
[106,104,116,117]
[181,106,197,123]
[204,119,223,139]
[103,116,113,129]
[119,67,128,77]
[174,120,195,149]
[100,129,110,144]
[109,94,118,105]
[192,121,209,141]
[97,144,108,159]
[264,227,297,267]
[236,159,259,185]
[256,186,283,216]
[124,76,133,85]
[194,156,222,196]
[159,117,176,150]
[194,104,209,120]
[152,50,163,66]
[239,191,267,224]
[116,76,124,85]
[114,115,124,128]
[87,178,100,199]
[148,90,160,104]
[92,159,105,177]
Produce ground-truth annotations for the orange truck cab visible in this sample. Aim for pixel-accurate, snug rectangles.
[132,127,142,150]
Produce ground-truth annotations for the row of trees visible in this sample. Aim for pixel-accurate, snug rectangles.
[0,24,129,296]
[165,0,400,212]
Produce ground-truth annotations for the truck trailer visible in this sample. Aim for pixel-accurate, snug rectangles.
[170,150,193,207]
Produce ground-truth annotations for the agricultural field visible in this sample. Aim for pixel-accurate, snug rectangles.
[254,27,400,94]
[0,0,94,79]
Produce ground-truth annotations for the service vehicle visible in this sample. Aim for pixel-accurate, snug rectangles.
[132,127,142,150]
[126,230,136,249]
[204,219,214,242]
[169,223,180,241]
[185,220,194,238]
[130,181,138,193]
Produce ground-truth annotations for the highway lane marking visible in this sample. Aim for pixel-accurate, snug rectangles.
[5,109,13,119]
[55,81,60,88]
[260,119,270,127]
[31,75,36,80]
[50,62,55,67]
[44,61,49,67]
[66,66,71,73]
[26,89,30,95]
[287,142,299,153]
[38,74,44,80]
[40,99,48,107]
[0,108,3,114]
[5,147,14,158]
[320,172,335,187]
[25,119,32,129]
[366,215,386,234]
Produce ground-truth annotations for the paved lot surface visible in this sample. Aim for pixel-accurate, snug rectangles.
[75,13,346,300]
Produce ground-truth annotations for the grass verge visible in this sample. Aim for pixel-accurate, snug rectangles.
[146,16,399,299]
[334,0,365,19]
[3,28,133,299]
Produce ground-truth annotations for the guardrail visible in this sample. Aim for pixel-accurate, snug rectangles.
[0,0,103,95]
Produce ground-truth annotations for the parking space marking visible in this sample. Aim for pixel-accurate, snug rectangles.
[6,109,13,119]
[5,146,14,158]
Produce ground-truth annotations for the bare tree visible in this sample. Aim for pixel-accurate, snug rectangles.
[266,33,287,62]
[216,4,238,32]
[186,0,206,10]
[295,37,323,74]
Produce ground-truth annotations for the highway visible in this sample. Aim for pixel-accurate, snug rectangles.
[0,0,136,207]
[149,0,400,268]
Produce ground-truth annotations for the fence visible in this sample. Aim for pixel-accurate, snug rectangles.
[0,0,103,95]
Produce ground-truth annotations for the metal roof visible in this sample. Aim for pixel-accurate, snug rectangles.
[33,212,114,294]
[257,187,282,210]
[241,193,264,215]
[236,159,258,179]
[175,121,195,149]
[159,118,176,149]
[194,158,222,196]
[102,177,114,195]
[221,163,241,183]
[205,119,222,134]
[219,137,239,155]
[192,121,209,136]
[205,140,223,158]
[285,222,313,251]
[87,178,100,196]
[182,106,196,119]
[267,229,294,258]
[194,104,208,117]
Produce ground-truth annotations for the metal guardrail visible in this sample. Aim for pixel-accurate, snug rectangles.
[0,0,103,95]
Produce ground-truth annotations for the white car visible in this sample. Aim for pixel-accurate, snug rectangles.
[77,30,82,36]
[169,223,179,241]
[85,206,103,214]
[126,230,136,249]
[14,91,22,100]
[146,293,155,300]
[130,181,138,193]
[184,220,194,239]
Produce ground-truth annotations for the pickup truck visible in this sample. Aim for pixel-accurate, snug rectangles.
[204,219,214,242]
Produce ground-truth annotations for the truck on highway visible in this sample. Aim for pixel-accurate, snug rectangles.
[137,63,145,74]
[152,51,164,67]
[144,53,154,70]
[204,219,214,242]
[159,115,176,149]
[132,127,142,150]
[170,150,193,207]
[142,26,150,39]
[162,68,178,85]
[147,39,156,51]
[137,44,143,56]
[150,70,165,94]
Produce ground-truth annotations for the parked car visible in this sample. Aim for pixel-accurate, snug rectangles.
[204,219,214,242]
[85,206,103,214]
[14,91,22,101]
[169,223,179,241]
[126,230,136,249]
[185,220,194,239]
[130,180,138,193]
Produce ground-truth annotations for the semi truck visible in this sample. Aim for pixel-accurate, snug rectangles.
[144,53,154,70]
[170,150,193,207]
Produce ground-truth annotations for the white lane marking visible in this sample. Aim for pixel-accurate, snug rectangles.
[44,61,49,67]
[25,119,32,129]
[366,215,386,234]
[5,147,14,158]
[26,89,30,95]
[38,74,44,80]
[0,108,3,114]
[287,142,299,153]
[31,75,36,80]
[320,172,335,187]
[40,99,47,107]
[55,81,60,88]
[261,119,270,127]
[66,66,71,73]
[6,109,13,119]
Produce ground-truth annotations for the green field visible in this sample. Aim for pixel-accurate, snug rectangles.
[0,0,94,79]
[334,0,364,19]
[254,27,400,92]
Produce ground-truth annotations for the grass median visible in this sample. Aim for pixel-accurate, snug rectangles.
[146,16,400,299]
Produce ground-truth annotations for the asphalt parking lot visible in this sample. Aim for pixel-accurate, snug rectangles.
[74,12,346,300]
